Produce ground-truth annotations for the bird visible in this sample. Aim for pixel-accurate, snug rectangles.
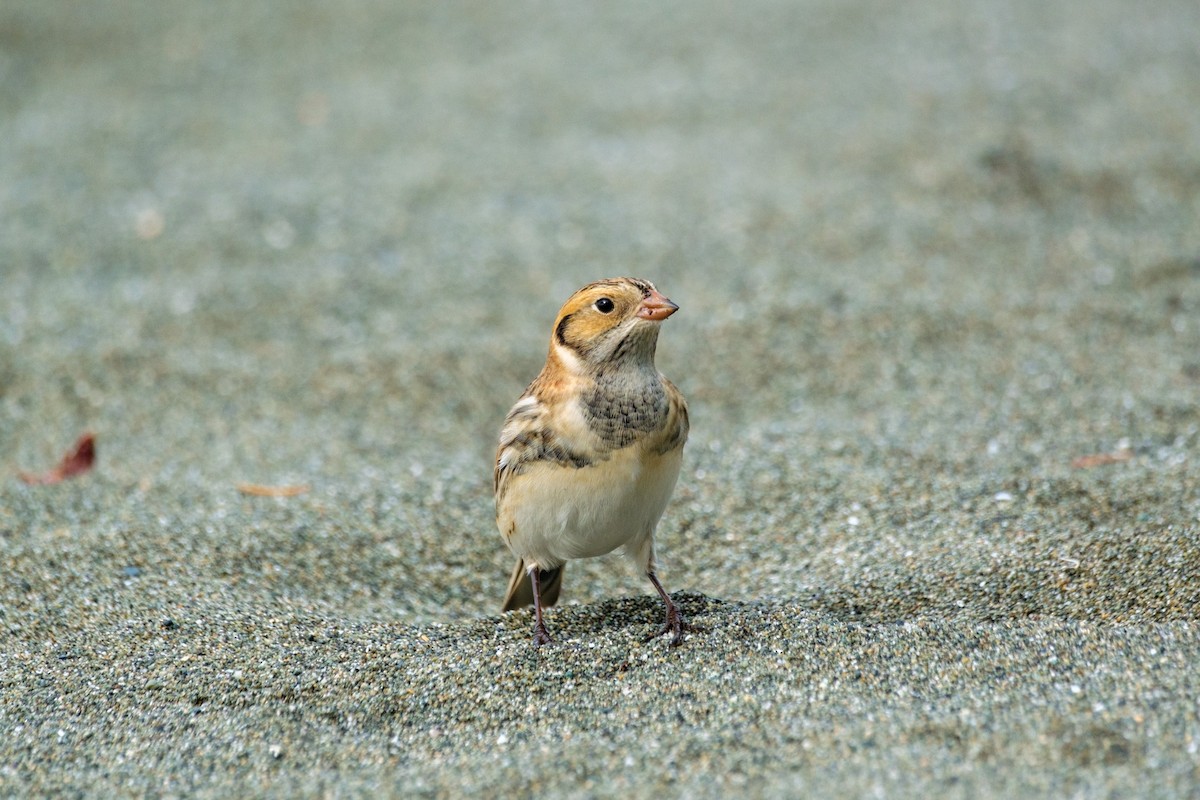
[494,277,696,647]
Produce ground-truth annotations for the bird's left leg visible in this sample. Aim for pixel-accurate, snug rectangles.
[631,538,700,646]
[644,571,700,647]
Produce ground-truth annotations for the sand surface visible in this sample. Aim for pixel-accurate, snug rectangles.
[2,0,1199,796]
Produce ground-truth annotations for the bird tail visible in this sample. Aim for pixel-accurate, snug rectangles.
[501,559,564,611]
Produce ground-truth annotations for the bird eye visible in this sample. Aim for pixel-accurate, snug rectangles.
[595,297,615,313]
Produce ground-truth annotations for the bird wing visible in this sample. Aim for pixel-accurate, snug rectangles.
[493,390,595,505]
[653,376,690,455]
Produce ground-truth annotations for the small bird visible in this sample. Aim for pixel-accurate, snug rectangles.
[495,277,696,646]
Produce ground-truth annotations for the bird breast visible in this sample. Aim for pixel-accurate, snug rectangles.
[502,440,683,568]
[582,373,669,449]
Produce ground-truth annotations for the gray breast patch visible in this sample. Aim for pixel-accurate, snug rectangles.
[582,375,668,448]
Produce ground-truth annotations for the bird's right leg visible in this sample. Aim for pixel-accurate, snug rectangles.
[530,566,554,646]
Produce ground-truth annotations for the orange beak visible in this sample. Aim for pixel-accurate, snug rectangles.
[636,289,679,321]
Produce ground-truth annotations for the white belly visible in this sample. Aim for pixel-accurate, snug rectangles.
[503,446,682,569]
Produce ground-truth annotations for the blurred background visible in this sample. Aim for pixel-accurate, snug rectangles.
[2,0,1198,627]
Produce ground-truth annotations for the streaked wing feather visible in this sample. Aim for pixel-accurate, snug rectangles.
[494,390,594,504]
[654,377,690,455]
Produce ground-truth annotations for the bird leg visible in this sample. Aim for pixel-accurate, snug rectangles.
[530,567,554,646]
[643,571,700,647]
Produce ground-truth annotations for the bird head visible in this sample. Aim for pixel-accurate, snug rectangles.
[549,277,679,374]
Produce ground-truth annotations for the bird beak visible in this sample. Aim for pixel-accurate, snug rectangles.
[636,290,679,321]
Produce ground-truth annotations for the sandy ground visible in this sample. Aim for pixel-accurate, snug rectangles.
[2,0,1200,796]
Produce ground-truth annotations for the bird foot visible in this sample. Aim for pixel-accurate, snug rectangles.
[643,608,702,647]
[533,621,554,647]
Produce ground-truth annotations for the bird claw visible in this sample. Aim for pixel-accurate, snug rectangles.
[643,610,702,647]
[533,622,554,647]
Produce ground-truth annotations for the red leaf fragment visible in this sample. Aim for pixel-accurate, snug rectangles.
[236,483,309,497]
[1070,449,1133,469]
[19,433,97,485]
